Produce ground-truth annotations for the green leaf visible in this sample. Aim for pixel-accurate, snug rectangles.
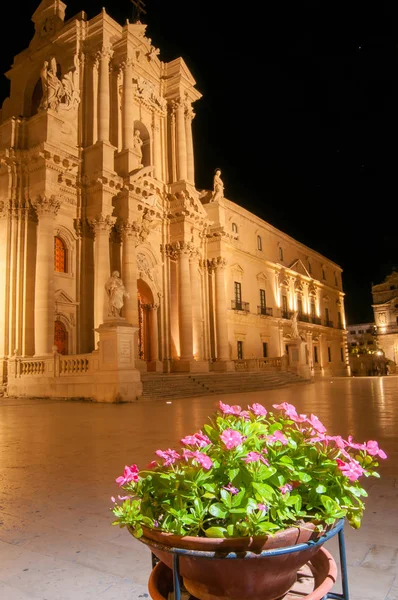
[205,527,227,538]
[228,468,240,482]
[297,472,312,483]
[316,484,327,494]
[220,489,232,508]
[203,424,218,442]
[252,482,275,500]
[257,522,280,532]
[209,503,228,518]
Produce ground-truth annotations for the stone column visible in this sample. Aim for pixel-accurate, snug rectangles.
[121,58,134,150]
[152,114,162,180]
[0,202,9,378]
[176,99,188,181]
[120,219,140,326]
[97,46,113,143]
[185,104,195,184]
[212,257,230,361]
[90,214,116,335]
[190,252,203,360]
[177,244,193,360]
[149,304,159,361]
[32,196,60,356]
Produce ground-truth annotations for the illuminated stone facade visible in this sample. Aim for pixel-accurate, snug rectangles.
[0,1,349,400]
[372,271,398,366]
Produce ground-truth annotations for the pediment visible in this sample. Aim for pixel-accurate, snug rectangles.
[54,289,75,304]
[322,294,331,301]
[288,259,311,278]
[230,263,244,274]
[256,271,268,283]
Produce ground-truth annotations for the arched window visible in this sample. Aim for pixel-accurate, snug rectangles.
[54,320,68,355]
[54,236,67,273]
[257,235,262,251]
[232,222,238,233]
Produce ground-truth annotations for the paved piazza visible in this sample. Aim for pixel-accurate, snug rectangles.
[0,377,397,599]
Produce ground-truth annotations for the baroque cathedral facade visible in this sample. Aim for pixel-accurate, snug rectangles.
[0,1,349,400]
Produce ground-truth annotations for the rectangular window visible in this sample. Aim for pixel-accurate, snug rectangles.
[322,269,326,280]
[310,300,316,318]
[279,247,284,261]
[297,297,303,315]
[260,289,266,308]
[340,347,344,361]
[262,342,268,358]
[328,347,332,362]
[325,307,329,323]
[313,346,318,363]
[337,312,342,328]
[282,294,288,317]
[234,281,242,310]
[237,341,243,360]
[257,235,262,251]
[308,262,312,274]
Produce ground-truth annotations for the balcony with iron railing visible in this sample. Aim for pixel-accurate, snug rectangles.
[258,306,273,317]
[231,300,250,312]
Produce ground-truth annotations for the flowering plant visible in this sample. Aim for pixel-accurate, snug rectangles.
[111,401,386,538]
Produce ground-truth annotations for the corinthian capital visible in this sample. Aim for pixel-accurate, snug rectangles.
[119,218,141,239]
[32,195,60,218]
[89,213,116,235]
[207,256,227,271]
[96,45,114,63]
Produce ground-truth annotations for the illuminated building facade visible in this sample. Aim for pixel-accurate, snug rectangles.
[372,271,398,367]
[0,1,349,400]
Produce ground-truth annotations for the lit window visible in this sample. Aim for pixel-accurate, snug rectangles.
[232,222,238,233]
[257,235,262,251]
[54,237,67,273]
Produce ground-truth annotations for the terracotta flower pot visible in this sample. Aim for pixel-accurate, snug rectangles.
[129,523,329,600]
[147,546,338,600]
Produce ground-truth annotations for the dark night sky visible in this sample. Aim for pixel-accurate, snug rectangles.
[1,0,397,324]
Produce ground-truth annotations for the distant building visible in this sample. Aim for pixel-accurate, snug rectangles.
[372,271,398,368]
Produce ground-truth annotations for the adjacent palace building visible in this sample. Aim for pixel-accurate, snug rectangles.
[0,1,350,401]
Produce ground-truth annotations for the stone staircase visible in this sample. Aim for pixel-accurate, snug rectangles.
[140,370,310,401]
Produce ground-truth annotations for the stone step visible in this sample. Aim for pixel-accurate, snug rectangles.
[140,370,310,400]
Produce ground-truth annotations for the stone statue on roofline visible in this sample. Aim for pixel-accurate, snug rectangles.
[210,168,224,202]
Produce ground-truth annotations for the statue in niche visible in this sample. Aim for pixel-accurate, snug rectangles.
[105,271,130,317]
[210,168,224,202]
[133,129,143,166]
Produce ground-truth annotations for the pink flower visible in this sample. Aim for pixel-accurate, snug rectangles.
[220,428,244,449]
[346,435,365,450]
[257,503,268,511]
[147,460,158,469]
[111,496,116,503]
[336,458,364,481]
[266,430,288,445]
[279,483,293,494]
[244,451,269,465]
[307,414,327,433]
[219,401,242,415]
[181,431,211,448]
[155,449,181,466]
[192,451,213,470]
[223,483,239,495]
[239,410,251,421]
[116,464,140,486]
[182,449,213,470]
[249,403,268,417]
[273,402,298,418]
[365,440,387,459]
[118,495,132,500]
[290,412,307,423]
